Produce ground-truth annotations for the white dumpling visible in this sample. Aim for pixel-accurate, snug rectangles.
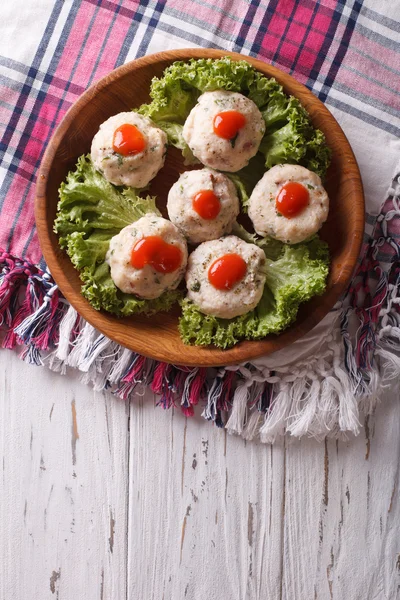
[248,164,329,244]
[91,112,167,188]
[182,91,265,172]
[167,168,240,244]
[185,236,266,319]
[108,214,187,299]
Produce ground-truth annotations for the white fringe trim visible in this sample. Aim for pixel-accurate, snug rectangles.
[223,322,400,442]
[225,375,253,436]
[42,294,400,444]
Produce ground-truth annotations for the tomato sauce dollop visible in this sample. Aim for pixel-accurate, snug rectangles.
[113,124,146,155]
[213,110,246,140]
[275,182,309,218]
[192,190,221,220]
[131,236,182,274]
[208,253,247,290]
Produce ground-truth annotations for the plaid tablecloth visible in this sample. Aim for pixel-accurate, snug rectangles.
[1,0,399,441]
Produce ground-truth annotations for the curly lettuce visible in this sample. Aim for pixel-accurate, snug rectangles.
[178,235,329,349]
[259,101,331,174]
[54,155,181,316]
[138,57,331,177]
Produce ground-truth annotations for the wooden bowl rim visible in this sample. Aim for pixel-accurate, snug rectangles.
[35,48,365,367]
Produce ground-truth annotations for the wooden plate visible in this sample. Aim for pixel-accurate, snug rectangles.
[35,49,365,367]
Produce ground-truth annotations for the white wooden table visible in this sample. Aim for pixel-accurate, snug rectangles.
[1,349,399,599]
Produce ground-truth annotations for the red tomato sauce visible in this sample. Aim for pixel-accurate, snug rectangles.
[113,124,146,155]
[208,253,247,290]
[131,236,182,273]
[213,110,246,140]
[276,182,309,218]
[192,190,221,220]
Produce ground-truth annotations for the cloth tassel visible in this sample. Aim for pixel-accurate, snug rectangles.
[55,304,78,360]
[356,369,382,416]
[80,341,120,391]
[215,370,236,427]
[32,293,65,350]
[258,381,274,413]
[2,291,33,349]
[115,354,147,400]
[14,279,62,350]
[312,376,341,440]
[225,376,254,436]
[151,362,168,395]
[20,343,43,366]
[107,347,134,384]
[242,410,262,441]
[378,272,400,350]
[180,368,199,417]
[0,254,31,328]
[286,378,320,438]
[334,361,361,435]
[78,334,114,373]
[46,353,68,375]
[153,363,175,409]
[202,373,224,423]
[65,322,97,369]
[259,383,292,444]
[188,368,206,406]
[202,369,236,427]
[240,380,265,439]
[376,347,400,383]
[355,266,388,369]
[340,308,365,394]
[46,308,81,374]
[381,325,400,346]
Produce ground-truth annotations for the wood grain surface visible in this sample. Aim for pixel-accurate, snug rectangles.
[35,48,365,367]
[1,351,399,599]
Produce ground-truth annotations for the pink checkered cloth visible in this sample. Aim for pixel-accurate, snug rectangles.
[0,0,399,441]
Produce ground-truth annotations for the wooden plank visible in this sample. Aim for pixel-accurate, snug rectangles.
[281,436,325,600]
[279,387,400,600]
[0,351,129,600]
[310,387,400,600]
[127,388,400,600]
[127,394,285,599]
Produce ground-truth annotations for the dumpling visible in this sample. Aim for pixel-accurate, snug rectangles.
[91,112,167,188]
[248,164,329,244]
[185,235,266,319]
[182,91,265,172]
[167,168,240,244]
[108,214,187,299]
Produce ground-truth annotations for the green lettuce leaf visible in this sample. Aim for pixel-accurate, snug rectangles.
[55,155,159,245]
[231,221,287,260]
[155,121,199,165]
[226,152,267,210]
[178,236,329,348]
[55,155,181,316]
[259,99,331,177]
[138,57,331,179]
[138,57,267,122]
